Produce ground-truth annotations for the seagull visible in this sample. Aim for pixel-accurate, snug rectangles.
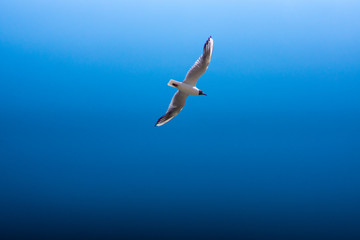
[155,36,213,127]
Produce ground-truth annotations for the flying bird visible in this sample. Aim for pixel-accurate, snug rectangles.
[155,36,213,127]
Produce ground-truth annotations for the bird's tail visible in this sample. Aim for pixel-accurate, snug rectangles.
[168,79,181,88]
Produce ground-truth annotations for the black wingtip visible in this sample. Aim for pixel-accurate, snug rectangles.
[203,36,212,50]
[155,116,163,127]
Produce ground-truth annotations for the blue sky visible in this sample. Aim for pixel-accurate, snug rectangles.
[1,1,360,239]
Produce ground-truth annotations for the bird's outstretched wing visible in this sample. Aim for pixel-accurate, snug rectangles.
[155,91,189,127]
[182,36,213,86]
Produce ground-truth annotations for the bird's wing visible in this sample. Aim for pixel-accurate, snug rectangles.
[155,91,189,127]
[182,36,213,86]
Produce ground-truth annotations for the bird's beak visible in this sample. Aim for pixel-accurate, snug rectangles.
[199,91,207,96]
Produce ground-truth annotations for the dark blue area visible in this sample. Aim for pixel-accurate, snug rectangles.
[1,1,360,239]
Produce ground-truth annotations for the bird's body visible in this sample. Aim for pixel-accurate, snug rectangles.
[168,80,200,95]
[155,36,213,127]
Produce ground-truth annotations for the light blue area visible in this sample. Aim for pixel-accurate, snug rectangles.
[1,1,360,238]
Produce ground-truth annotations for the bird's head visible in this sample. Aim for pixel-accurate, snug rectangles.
[199,90,207,96]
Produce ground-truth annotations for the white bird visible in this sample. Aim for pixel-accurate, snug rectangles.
[155,36,214,127]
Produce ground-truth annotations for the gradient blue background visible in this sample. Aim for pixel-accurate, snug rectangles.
[1,1,360,239]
